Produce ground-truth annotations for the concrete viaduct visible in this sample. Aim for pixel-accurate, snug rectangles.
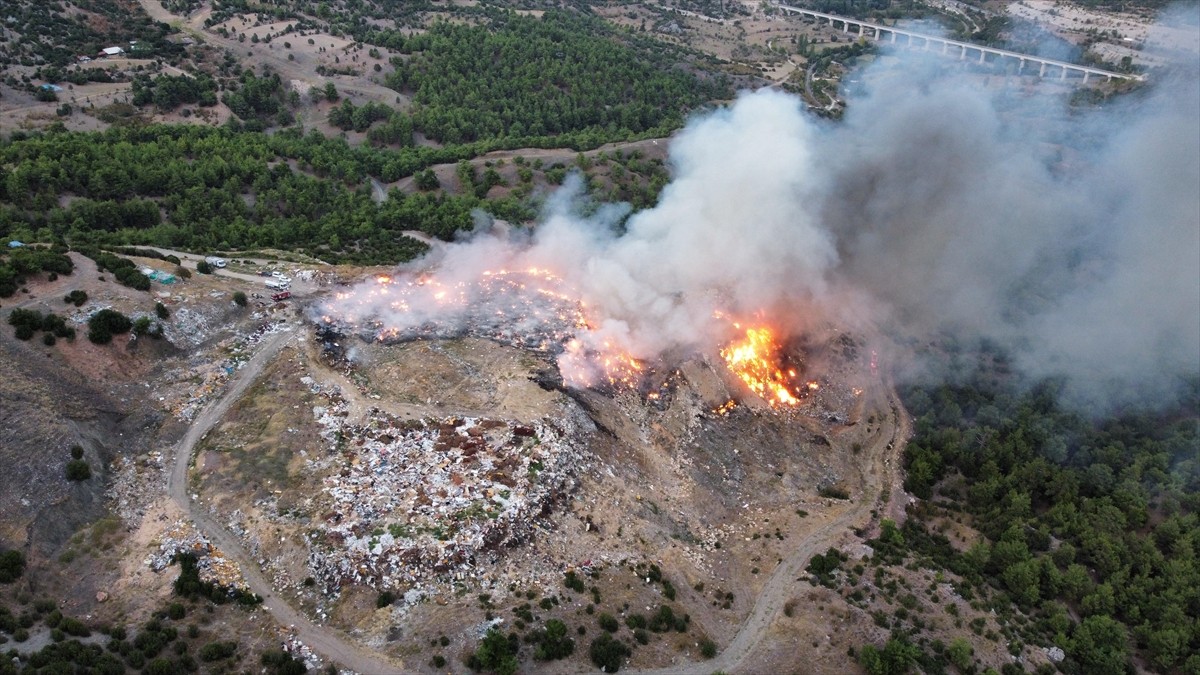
[775,4,1142,83]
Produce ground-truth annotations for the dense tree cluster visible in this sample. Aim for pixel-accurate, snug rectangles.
[8,308,76,342]
[0,246,73,297]
[132,73,219,111]
[84,250,152,291]
[0,125,547,264]
[896,361,1199,673]
[382,11,729,144]
[222,71,292,128]
[329,100,416,149]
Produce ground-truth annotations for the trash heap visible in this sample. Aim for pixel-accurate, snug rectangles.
[307,404,592,590]
[146,520,253,594]
[162,321,290,421]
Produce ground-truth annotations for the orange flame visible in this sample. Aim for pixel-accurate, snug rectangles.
[720,326,802,407]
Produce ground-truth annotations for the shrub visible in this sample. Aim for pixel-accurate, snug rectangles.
[175,266,191,279]
[64,290,88,306]
[375,591,395,608]
[59,617,90,637]
[468,627,518,675]
[564,570,586,594]
[66,460,91,481]
[699,637,717,658]
[233,291,248,307]
[0,550,26,583]
[9,308,43,338]
[648,605,686,633]
[133,316,153,336]
[598,613,619,633]
[588,633,631,672]
[531,619,574,661]
[196,261,212,274]
[155,302,170,319]
[198,640,237,661]
[818,485,850,500]
[87,309,132,344]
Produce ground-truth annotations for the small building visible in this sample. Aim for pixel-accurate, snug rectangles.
[76,55,92,63]
[8,241,25,248]
[99,46,125,57]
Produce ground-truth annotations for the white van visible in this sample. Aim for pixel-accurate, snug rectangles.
[265,279,288,291]
[205,256,227,268]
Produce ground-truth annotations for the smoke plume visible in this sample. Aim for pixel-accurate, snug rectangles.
[322,31,1199,412]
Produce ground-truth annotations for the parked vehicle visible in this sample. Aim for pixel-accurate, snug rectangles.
[271,291,291,302]
[266,279,289,290]
[204,256,227,268]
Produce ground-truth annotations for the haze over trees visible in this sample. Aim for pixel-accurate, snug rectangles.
[881,349,1199,674]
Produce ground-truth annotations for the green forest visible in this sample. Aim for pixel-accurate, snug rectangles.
[0,6,733,264]
[886,354,1199,673]
[379,11,729,144]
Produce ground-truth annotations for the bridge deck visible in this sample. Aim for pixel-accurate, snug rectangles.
[775,4,1141,81]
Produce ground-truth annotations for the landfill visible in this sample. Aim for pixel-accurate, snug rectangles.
[303,382,595,590]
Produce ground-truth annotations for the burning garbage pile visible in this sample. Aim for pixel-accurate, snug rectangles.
[322,269,583,347]
[315,269,822,408]
[720,323,820,408]
[316,269,657,392]
[306,399,593,589]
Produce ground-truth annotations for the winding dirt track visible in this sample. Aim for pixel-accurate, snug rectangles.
[164,326,405,674]
[630,368,910,675]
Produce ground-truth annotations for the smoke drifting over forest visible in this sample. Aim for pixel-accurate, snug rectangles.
[323,40,1200,412]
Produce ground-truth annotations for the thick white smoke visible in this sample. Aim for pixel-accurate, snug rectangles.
[323,32,1199,411]
[824,53,1200,409]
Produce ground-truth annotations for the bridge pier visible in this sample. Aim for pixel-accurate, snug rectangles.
[1060,66,1068,80]
[941,40,948,54]
[1018,58,1025,73]
[979,49,986,64]
[1083,71,1090,84]
[891,31,896,43]
[1040,62,1047,77]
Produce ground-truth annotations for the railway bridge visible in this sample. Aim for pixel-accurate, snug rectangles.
[775,4,1142,83]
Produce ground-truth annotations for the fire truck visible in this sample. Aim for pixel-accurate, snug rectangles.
[271,291,291,302]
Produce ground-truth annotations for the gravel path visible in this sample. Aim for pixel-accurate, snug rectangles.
[165,326,407,674]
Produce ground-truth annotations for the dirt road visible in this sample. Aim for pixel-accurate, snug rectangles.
[164,325,406,673]
[630,367,909,675]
